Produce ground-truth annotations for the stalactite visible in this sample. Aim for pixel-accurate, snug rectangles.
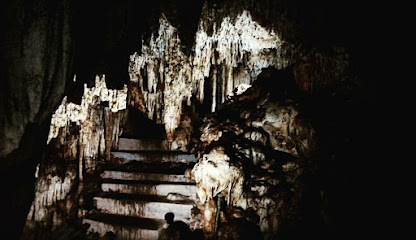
[25,166,77,223]
[26,75,128,237]
[128,10,293,141]
[211,64,218,112]
[48,75,127,171]
[192,10,287,106]
[129,15,193,140]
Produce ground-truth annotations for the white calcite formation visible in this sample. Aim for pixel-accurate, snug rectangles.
[236,84,252,95]
[192,147,244,205]
[193,77,319,238]
[26,166,77,223]
[47,75,127,161]
[129,10,290,140]
[252,100,312,157]
[193,10,284,104]
[129,15,192,140]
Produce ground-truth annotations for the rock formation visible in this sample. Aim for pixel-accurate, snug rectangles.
[0,0,394,239]
[128,8,295,143]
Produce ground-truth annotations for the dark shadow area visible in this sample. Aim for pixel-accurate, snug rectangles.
[0,0,409,239]
[73,0,204,90]
[158,212,195,240]
[121,107,166,139]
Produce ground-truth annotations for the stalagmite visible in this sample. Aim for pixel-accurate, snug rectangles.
[192,147,244,205]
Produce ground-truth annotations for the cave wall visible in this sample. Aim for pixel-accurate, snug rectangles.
[0,0,74,158]
[0,0,75,238]
[124,1,389,239]
[22,159,80,240]
[21,75,128,238]
[47,75,127,172]
[127,0,361,151]
[128,4,298,147]
[124,2,363,238]
[191,68,323,239]
[0,0,399,239]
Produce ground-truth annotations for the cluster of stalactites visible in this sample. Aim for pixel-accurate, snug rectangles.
[128,10,289,140]
[192,10,285,107]
[26,167,76,222]
[47,75,127,160]
[129,14,193,140]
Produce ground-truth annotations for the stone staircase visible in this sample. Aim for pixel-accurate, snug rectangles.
[83,138,197,240]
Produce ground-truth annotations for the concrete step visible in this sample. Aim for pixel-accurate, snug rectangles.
[117,138,170,151]
[94,193,194,223]
[83,213,163,240]
[101,181,197,199]
[110,151,196,164]
[101,171,194,183]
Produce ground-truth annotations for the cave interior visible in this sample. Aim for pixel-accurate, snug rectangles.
[0,0,410,239]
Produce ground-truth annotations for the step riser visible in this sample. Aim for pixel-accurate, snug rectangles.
[95,197,192,222]
[101,183,197,199]
[118,138,171,151]
[101,171,193,183]
[111,152,196,163]
[83,219,159,240]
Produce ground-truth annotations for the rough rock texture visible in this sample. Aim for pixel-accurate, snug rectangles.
[28,2,361,239]
[48,76,127,144]
[125,0,359,156]
[20,75,128,238]
[0,0,74,238]
[193,147,245,205]
[47,75,127,176]
[128,7,297,145]
[192,69,321,239]
[1,0,395,239]
[0,0,74,159]
[21,161,84,240]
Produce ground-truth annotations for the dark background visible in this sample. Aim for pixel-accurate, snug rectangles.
[0,0,411,239]
[73,1,410,238]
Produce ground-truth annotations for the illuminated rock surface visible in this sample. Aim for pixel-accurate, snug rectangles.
[1,0,393,239]
[128,9,293,141]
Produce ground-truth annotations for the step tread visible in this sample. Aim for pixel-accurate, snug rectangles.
[102,160,194,173]
[117,138,170,152]
[101,182,197,198]
[84,213,164,230]
[101,179,196,186]
[95,192,195,205]
[111,150,195,155]
[101,170,188,176]
[101,171,194,183]
[110,151,196,163]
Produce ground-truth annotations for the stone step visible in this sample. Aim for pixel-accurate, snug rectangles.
[101,171,194,183]
[110,151,196,164]
[117,138,171,151]
[103,161,192,174]
[83,213,163,240]
[94,193,194,223]
[101,181,197,199]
